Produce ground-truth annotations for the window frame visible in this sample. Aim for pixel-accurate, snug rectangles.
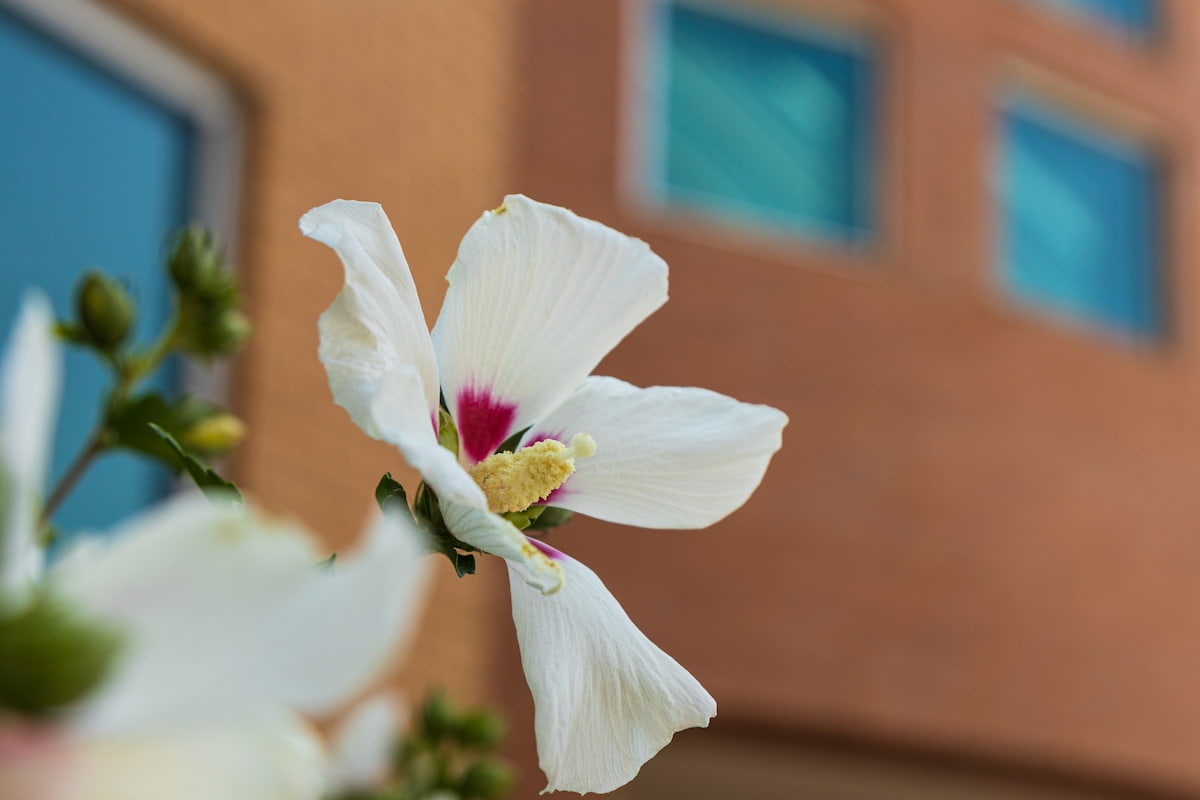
[619,0,893,267]
[0,0,245,394]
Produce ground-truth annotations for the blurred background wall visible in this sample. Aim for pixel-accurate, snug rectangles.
[5,0,1200,796]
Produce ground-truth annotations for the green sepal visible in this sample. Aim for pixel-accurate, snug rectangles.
[0,591,124,717]
[148,423,242,503]
[316,553,337,570]
[527,505,574,531]
[412,482,477,578]
[437,408,460,458]
[449,551,476,577]
[494,426,530,455]
[374,473,415,524]
[502,505,545,531]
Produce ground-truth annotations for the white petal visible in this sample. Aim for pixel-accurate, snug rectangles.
[0,291,59,596]
[507,550,715,795]
[370,369,564,595]
[431,195,668,465]
[303,200,440,436]
[327,692,404,792]
[64,710,325,800]
[522,376,787,528]
[54,494,430,736]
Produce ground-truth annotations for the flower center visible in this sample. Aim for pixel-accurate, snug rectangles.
[468,433,596,514]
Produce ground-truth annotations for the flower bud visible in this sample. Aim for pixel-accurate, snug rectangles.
[457,758,515,799]
[180,413,246,455]
[168,227,222,295]
[0,593,123,716]
[200,310,251,356]
[419,690,456,741]
[75,271,134,350]
[452,709,506,749]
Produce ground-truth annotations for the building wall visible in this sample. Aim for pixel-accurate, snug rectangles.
[74,0,1200,795]
[102,0,528,706]
[514,0,1200,796]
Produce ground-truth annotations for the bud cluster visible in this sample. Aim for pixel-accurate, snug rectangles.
[44,224,249,514]
[335,689,515,800]
[169,227,251,357]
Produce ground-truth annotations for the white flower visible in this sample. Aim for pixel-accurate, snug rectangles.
[0,293,431,800]
[0,293,60,600]
[326,691,406,793]
[303,196,787,794]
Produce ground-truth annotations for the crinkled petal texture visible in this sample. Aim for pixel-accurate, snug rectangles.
[432,195,668,465]
[0,292,59,595]
[61,710,325,800]
[507,552,715,795]
[303,200,440,435]
[522,376,787,528]
[370,369,564,594]
[54,494,429,736]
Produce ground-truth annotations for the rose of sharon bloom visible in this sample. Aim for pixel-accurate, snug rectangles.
[0,294,430,800]
[302,195,787,794]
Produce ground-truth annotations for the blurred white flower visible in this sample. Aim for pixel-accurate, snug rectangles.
[0,293,60,600]
[327,691,406,793]
[0,293,431,800]
[303,196,787,794]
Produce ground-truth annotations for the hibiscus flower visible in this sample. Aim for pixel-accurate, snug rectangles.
[302,195,787,794]
[0,294,430,800]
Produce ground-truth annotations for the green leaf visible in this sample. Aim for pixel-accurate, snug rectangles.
[108,392,228,466]
[148,423,242,503]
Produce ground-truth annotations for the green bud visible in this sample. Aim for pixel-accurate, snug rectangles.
[0,592,124,717]
[179,412,246,455]
[452,709,506,749]
[75,271,134,350]
[191,309,250,357]
[168,226,222,295]
[457,758,515,799]
[419,689,457,741]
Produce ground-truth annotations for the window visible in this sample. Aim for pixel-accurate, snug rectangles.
[642,1,878,247]
[995,91,1161,339]
[0,0,241,532]
[1017,0,1157,38]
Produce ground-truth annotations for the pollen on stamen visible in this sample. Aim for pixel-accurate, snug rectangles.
[468,433,596,514]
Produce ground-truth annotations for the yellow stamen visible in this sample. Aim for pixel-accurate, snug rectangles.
[469,433,596,514]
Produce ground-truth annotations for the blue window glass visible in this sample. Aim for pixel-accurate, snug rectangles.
[996,93,1161,339]
[648,2,877,245]
[1019,0,1156,37]
[0,7,194,532]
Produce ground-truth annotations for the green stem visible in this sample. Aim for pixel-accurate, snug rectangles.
[123,315,180,389]
[40,312,181,523]
[39,431,107,524]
